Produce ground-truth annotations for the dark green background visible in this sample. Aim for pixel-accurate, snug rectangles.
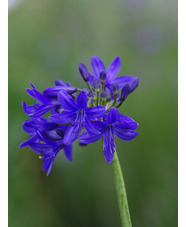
[9,0,177,226]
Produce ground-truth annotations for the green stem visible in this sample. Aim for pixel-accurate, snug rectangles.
[99,84,104,105]
[107,97,117,112]
[112,151,132,227]
[96,92,99,106]
[86,82,93,93]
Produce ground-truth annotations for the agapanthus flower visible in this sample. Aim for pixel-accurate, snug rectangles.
[26,81,77,118]
[79,107,138,163]
[50,90,106,145]
[20,56,139,175]
[87,56,139,95]
[20,117,72,175]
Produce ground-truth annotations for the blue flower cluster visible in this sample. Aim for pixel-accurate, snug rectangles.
[20,56,139,175]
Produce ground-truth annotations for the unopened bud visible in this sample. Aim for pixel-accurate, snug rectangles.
[92,78,101,92]
[79,63,89,82]
[101,91,108,101]
[100,71,107,84]
[112,83,119,97]
[55,79,66,86]
[121,84,130,102]
[104,88,111,102]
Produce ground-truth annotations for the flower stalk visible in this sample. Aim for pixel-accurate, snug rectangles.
[112,150,132,227]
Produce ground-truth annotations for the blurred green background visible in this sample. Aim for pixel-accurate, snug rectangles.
[8,0,177,226]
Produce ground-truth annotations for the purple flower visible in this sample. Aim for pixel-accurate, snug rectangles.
[43,79,77,99]
[25,81,77,118]
[20,56,139,175]
[79,63,89,82]
[79,107,138,163]
[88,56,139,94]
[50,91,106,145]
[20,118,73,175]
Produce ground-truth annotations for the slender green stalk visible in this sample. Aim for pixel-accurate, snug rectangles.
[112,151,132,227]
[96,92,99,106]
[86,82,93,93]
[107,96,117,111]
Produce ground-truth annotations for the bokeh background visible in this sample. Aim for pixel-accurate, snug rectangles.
[8,0,178,226]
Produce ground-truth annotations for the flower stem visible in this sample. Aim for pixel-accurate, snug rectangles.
[86,82,93,93]
[96,92,99,106]
[112,151,132,227]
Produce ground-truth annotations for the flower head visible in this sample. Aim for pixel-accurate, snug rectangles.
[20,56,139,175]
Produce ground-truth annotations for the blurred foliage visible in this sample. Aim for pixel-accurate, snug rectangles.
[9,0,177,226]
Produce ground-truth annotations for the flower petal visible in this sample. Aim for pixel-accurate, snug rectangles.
[36,131,57,146]
[43,86,77,98]
[94,120,107,129]
[77,91,87,109]
[107,107,120,124]
[63,122,82,145]
[29,142,52,154]
[86,106,106,119]
[43,156,55,176]
[112,76,139,93]
[19,134,39,148]
[106,57,121,82]
[84,117,101,135]
[114,127,139,141]
[40,143,64,176]
[22,122,35,133]
[51,106,64,115]
[117,114,139,130]
[58,91,78,111]
[32,104,54,118]
[56,126,68,137]
[50,111,77,124]
[88,72,95,86]
[103,127,115,163]
[114,122,139,130]
[33,88,58,105]
[79,130,103,144]
[26,88,36,99]
[64,145,73,161]
[42,130,64,141]
[23,118,58,133]
[91,56,105,78]
[22,101,35,115]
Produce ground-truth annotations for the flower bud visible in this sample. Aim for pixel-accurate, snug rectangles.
[79,63,89,82]
[92,78,101,92]
[112,83,119,97]
[101,91,108,101]
[55,79,66,86]
[121,84,130,102]
[104,87,111,102]
[100,71,107,84]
